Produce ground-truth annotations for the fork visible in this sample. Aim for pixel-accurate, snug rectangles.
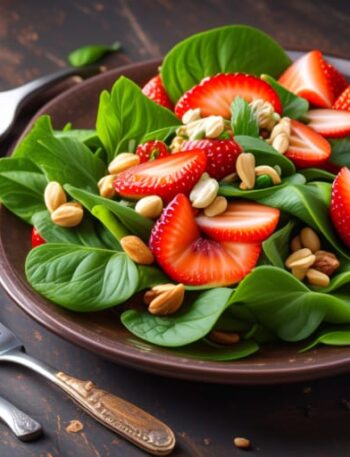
[0,65,102,141]
[0,321,175,456]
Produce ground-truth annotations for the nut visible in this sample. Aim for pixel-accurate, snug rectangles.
[255,165,282,185]
[98,175,117,199]
[144,283,176,305]
[300,227,321,253]
[272,132,290,154]
[120,235,154,265]
[44,181,67,213]
[51,202,84,227]
[285,248,316,269]
[108,153,140,174]
[66,420,84,433]
[249,99,278,130]
[313,250,340,276]
[135,195,163,219]
[148,283,185,316]
[306,268,330,287]
[170,135,186,152]
[270,117,291,141]
[291,267,308,281]
[182,108,201,124]
[190,173,219,208]
[290,235,303,252]
[236,153,256,189]
[209,330,240,345]
[221,172,238,183]
[204,196,228,217]
[204,115,225,138]
[233,437,251,449]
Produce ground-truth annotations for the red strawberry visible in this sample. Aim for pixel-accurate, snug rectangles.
[114,150,207,203]
[306,109,350,138]
[175,73,282,119]
[278,50,333,108]
[196,201,280,242]
[330,167,350,248]
[31,227,45,248]
[136,141,169,163]
[142,75,173,110]
[284,120,331,168]
[149,194,261,286]
[321,60,348,100]
[181,139,242,180]
[333,86,350,112]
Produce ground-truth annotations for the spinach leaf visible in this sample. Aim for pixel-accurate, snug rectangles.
[299,168,335,183]
[13,115,52,158]
[141,126,178,144]
[54,129,102,150]
[329,137,350,167]
[91,205,127,243]
[25,243,138,311]
[231,97,259,137]
[301,327,350,352]
[68,42,121,67]
[32,210,120,250]
[161,25,291,102]
[0,157,47,224]
[261,74,309,119]
[121,288,233,347]
[96,77,180,162]
[234,135,296,176]
[262,221,296,268]
[65,185,153,242]
[173,339,259,361]
[136,265,169,292]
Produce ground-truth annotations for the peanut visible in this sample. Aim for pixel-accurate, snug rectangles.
[120,235,154,265]
[44,181,67,213]
[135,195,163,219]
[147,283,185,316]
[108,153,140,174]
[300,227,321,253]
[204,196,228,217]
[51,202,83,227]
[236,153,256,189]
[306,268,330,288]
[285,248,316,269]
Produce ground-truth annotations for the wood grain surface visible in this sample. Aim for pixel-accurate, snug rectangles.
[0,1,350,456]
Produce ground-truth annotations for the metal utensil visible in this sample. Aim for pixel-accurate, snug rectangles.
[0,65,102,141]
[0,321,175,455]
[0,395,42,441]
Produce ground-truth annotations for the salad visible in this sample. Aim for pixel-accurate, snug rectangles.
[1,25,350,362]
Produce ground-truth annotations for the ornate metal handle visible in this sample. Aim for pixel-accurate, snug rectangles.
[55,372,175,456]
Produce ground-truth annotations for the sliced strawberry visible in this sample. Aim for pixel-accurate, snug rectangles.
[306,109,350,138]
[136,141,169,163]
[321,60,348,100]
[175,73,282,119]
[284,119,331,168]
[333,86,350,112]
[142,75,173,110]
[114,150,207,203]
[196,201,280,243]
[31,227,45,248]
[181,139,242,180]
[278,50,333,108]
[149,194,261,286]
[330,167,350,248]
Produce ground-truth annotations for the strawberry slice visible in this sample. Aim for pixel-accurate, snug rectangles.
[31,227,45,248]
[331,167,350,248]
[284,119,331,168]
[142,74,173,110]
[149,194,261,286]
[306,109,350,138]
[175,73,282,119]
[278,50,333,108]
[114,150,207,203]
[182,139,242,180]
[321,60,348,100]
[333,86,350,112]
[196,201,280,242]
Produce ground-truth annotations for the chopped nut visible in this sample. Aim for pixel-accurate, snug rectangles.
[144,284,176,305]
[236,153,256,189]
[291,267,308,281]
[270,117,291,141]
[290,235,303,252]
[313,250,340,276]
[170,135,186,152]
[51,202,84,227]
[300,227,321,253]
[250,98,278,130]
[209,330,240,345]
[255,165,281,185]
[233,437,251,449]
[44,181,67,213]
[120,235,154,265]
[272,132,289,154]
[204,196,228,217]
[66,420,84,433]
[204,115,225,138]
[306,268,330,287]
[135,195,163,219]
[285,248,316,269]
[148,283,185,315]
[108,153,140,174]
[98,175,117,199]
[190,173,219,208]
[182,108,201,124]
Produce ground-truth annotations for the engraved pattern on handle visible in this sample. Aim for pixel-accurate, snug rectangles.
[55,372,175,456]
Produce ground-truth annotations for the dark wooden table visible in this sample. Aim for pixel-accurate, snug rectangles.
[1,1,350,456]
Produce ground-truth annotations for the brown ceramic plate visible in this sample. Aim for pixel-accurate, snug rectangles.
[1,53,350,385]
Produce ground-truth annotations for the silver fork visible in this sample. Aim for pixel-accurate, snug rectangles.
[0,65,102,141]
[0,321,175,456]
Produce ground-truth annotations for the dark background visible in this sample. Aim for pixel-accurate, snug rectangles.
[1,1,350,456]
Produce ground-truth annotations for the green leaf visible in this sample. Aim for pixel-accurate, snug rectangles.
[25,243,138,311]
[54,129,102,150]
[13,115,52,158]
[141,126,178,144]
[234,135,296,176]
[301,326,350,352]
[0,157,47,224]
[136,265,169,292]
[173,339,259,361]
[299,168,335,183]
[65,185,153,242]
[121,288,233,347]
[329,136,350,167]
[261,74,309,119]
[91,205,128,243]
[96,77,180,162]
[262,221,296,268]
[161,25,291,102]
[68,42,121,67]
[230,97,259,137]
